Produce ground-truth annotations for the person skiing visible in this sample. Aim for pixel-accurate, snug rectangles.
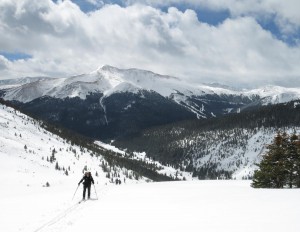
[78,172,94,200]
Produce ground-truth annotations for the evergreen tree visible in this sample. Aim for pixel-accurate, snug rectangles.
[294,135,300,187]
[252,132,300,188]
[55,162,60,170]
[285,133,298,188]
[252,133,287,188]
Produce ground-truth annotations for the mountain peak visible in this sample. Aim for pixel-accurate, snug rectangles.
[100,65,119,72]
[97,65,178,81]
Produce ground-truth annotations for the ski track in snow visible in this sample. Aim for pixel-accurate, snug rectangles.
[11,181,300,232]
[33,201,83,232]
[33,185,109,232]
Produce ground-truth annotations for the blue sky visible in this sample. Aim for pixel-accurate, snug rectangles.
[0,0,299,87]
[0,52,32,62]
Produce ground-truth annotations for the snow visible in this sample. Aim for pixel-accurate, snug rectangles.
[0,103,147,184]
[94,141,126,155]
[174,127,300,179]
[0,76,51,88]
[1,180,299,232]
[1,102,300,232]
[0,103,148,231]
[95,141,193,180]
[244,85,300,105]
[0,66,249,102]
[0,104,104,180]
[103,82,141,98]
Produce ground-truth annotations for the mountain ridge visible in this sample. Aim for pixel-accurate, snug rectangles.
[1,65,300,140]
[1,65,300,107]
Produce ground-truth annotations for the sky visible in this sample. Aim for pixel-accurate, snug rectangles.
[0,0,299,87]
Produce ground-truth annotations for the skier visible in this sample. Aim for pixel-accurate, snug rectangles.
[78,172,94,200]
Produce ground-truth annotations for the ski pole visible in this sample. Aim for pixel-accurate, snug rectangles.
[72,184,80,200]
[93,184,98,200]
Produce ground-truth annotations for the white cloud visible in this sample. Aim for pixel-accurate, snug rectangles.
[0,0,299,87]
[0,56,10,70]
[124,0,300,36]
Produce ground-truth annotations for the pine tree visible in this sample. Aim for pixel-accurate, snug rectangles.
[285,133,298,188]
[252,133,287,188]
[55,162,60,170]
[252,132,300,188]
[294,135,300,187]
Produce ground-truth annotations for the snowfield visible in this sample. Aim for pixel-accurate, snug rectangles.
[94,140,193,180]
[1,181,300,232]
[0,103,146,231]
[1,101,300,232]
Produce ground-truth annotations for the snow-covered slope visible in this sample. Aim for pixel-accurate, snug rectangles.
[0,101,191,183]
[0,102,166,231]
[1,180,300,232]
[94,141,192,180]
[112,99,300,180]
[179,127,300,179]
[0,76,51,90]
[244,85,300,105]
[0,103,150,189]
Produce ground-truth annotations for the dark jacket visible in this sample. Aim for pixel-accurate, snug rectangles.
[79,175,94,187]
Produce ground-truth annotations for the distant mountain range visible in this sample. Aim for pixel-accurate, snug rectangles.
[1,65,300,180]
[1,65,300,140]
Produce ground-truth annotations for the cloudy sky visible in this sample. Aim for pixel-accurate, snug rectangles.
[0,0,299,87]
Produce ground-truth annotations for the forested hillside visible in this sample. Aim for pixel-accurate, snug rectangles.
[114,100,300,179]
[0,98,182,182]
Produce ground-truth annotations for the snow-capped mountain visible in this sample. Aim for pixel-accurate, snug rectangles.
[2,65,300,107]
[244,85,300,105]
[1,65,300,140]
[0,76,51,90]
[1,65,215,102]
